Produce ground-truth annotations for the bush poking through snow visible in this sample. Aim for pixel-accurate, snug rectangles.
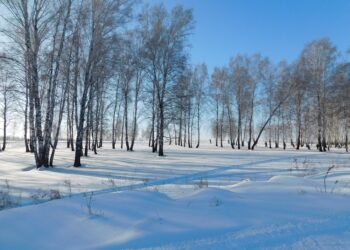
[31,189,61,203]
[0,179,18,210]
[142,178,150,186]
[330,180,339,193]
[63,180,72,197]
[83,192,95,216]
[209,196,222,207]
[106,177,116,188]
[82,192,104,217]
[49,189,61,200]
[290,158,316,177]
[31,190,47,203]
[324,165,337,193]
[194,177,209,190]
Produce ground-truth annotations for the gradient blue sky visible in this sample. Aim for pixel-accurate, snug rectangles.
[147,0,350,72]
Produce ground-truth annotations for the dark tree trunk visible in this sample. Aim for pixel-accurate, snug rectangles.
[124,91,130,151]
[226,104,235,149]
[121,110,125,149]
[158,103,164,156]
[74,28,94,167]
[130,76,141,151]
[24,78,30,152]
[98,100,104,148]
[252,92,291,150]
[2,94,7,151]
[220,104,224,148]
[178,110,182,146]
[216,100,219,147]
[237,104,241,149]
[196,102,200,148]
[112,82,119,149]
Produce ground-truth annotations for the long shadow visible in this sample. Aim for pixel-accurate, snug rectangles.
[48,167,155,182]
[12,153,320,209]
[74,153,319,197]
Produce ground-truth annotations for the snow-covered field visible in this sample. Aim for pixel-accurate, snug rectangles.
[0,141,350,249]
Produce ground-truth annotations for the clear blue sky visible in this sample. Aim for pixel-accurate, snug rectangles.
[147,0,350,72]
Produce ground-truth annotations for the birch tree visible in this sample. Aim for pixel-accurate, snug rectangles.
[139,4,193,156]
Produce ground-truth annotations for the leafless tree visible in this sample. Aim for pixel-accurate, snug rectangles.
[139,4,193,156]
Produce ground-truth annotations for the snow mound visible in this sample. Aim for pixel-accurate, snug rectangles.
[0,186,350,249]
[267,175,306,183]
[229,178,252,188]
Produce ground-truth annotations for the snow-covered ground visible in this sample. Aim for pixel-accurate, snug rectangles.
[0,141,350,249]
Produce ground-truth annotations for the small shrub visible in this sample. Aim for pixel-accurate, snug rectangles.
[330,180,339,193]
[106,177,116,187]
[209,196,222,207]
[290,158,316,177]
[0,179,16,210]
[83,191,94,216]
[31,189,47,203]
[142,178,150,186]
[49,189,61,200]
[31,189,61,203]
[324,165,336,193]
[194,177,208,190]
[298,189,307,195]
[63,180,72,197]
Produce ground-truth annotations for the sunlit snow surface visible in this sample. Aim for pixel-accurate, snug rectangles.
[0,141,349,249]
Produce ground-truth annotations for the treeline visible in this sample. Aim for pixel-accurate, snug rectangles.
[209,39,349,153]
[0,0,348,169]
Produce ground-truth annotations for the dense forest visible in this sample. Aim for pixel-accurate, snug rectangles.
[0,0,349,168]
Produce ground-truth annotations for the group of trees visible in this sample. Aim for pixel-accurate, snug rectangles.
[0,1,349,169]
[209,38,350,153]
[170,63,208,149]
[0,0,196,167]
